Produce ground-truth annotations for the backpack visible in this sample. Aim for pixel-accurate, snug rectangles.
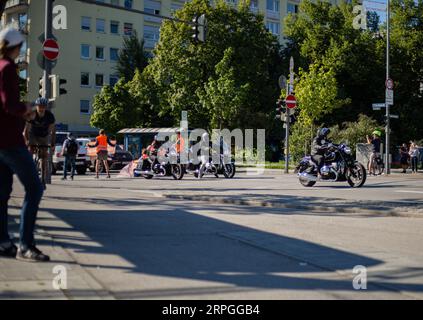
[65,139,78,156]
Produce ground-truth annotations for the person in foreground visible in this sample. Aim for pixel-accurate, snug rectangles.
[0,27,49,262]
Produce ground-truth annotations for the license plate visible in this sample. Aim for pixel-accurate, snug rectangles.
[76,162,84,165]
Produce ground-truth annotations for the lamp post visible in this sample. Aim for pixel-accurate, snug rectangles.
[385,0,391,175]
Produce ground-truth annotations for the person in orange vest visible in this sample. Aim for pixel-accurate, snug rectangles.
[174,131,185,155]
[90,129,115,179]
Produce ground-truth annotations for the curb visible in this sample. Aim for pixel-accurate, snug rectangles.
[163,194,422,218]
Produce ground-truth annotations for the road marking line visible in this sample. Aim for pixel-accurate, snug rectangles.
[395,190,423,194]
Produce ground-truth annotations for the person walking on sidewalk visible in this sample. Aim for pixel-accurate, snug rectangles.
[409,141,419,174]
[61,133,78,180]
[400,143,410,174]
[89,129,115,179]
[0,27,49,262]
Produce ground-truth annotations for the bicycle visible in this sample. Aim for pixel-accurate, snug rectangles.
[30,144,51,183]
[367,153,384,176]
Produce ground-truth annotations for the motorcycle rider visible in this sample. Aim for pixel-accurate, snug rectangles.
[311,127,332,176]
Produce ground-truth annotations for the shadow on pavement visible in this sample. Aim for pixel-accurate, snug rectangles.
[24,199,422,298]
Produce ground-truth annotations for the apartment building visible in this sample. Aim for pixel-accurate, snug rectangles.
[1,0,332,134]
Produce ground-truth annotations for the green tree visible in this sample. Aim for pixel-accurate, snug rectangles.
[389,0,423,144]
[116,30,150,82]
[329,114,380,154]
[90,78,139,134]
[137,0,283,130]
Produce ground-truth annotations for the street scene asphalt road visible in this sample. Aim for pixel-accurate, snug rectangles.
[1,170,423,299]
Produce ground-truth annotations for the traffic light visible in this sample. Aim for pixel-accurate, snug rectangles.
[50,75,67,100]
[275,99,286,120]
[38,77,44,97]
[192,14,206,43]
[59,78,67,95]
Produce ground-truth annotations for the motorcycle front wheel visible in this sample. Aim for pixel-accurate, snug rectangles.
[347,163,366,188]
[171,164,184,180]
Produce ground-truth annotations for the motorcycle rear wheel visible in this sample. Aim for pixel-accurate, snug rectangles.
[298,166,317,187]
[223,164,236,178]
[171,165,184,180]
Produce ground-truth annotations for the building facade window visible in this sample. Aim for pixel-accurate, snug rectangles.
[124,23,133,35]
[80,100,90,114]
[81,72,90,86]
[287,3,299,14]
[250,0,258,10]
[124,0,133,9]
[266,21,280,36]
[110,75,119,86]
[81,44,90,59]
[110,48,119,61]
[266,0,280,12]
[95,74,104,87]
[81,17,91,31]
[96,46,105,60]
[110,20,119,34]
[144,25,160,48]
[144,0,161,15]
[96,18,105,33]
[18,13,27,32]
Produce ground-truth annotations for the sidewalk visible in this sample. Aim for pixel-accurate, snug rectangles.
[0,199,112,300]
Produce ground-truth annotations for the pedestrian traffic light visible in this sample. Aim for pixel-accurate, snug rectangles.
[275,99,286,120]
[192,14,206,43]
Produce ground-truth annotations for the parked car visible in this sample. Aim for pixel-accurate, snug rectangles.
[52,134,90,175]
[89,144,133,172]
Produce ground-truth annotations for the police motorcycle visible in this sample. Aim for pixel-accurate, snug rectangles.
[296,143,366,188]
[134,145,184,180]
[184,141,236,179]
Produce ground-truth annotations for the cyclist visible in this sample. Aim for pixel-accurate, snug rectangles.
[24,97,56,188]
[366,130,382,176]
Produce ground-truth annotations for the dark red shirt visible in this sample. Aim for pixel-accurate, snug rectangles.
[0,57,26,149]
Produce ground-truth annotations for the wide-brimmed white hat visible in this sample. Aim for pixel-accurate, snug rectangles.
[0,26,25,48]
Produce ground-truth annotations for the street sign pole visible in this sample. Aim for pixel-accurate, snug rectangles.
[43,0,53,184]
[43,0,53,102]
[285,57,294,174]
[385,0,391,175]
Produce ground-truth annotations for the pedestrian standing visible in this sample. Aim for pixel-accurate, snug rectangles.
[0,27,49,262]
[89,129,115,179]
[400,143,410,174]
[409,141,419,174]
[61,133,78,180]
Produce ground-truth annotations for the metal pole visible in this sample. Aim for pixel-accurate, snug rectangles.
[284,108,290,174]
[385,0,390,175]
[285,57,294,174]
[43,0,53,184]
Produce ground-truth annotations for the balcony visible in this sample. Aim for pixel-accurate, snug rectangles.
[266,10,280,21]
[4,0,29,14]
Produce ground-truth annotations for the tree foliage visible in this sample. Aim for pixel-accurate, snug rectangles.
[116,30,150,82]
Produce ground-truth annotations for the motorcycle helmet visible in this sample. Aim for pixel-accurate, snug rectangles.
[319,127,330,138]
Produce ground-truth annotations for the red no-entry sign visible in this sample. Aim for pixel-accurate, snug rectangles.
[43,39,59,61]
[285,94,297,109]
